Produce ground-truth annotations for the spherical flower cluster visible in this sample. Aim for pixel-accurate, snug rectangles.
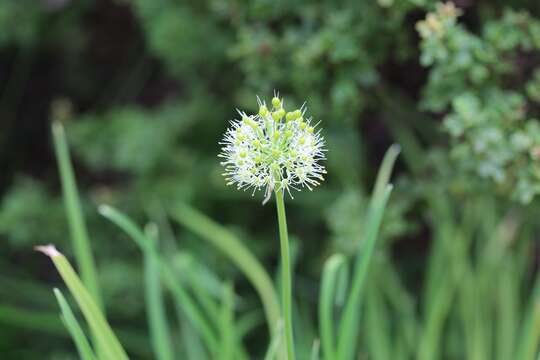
[219,94,326,202]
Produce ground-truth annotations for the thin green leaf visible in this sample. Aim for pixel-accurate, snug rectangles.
[219,283,236,360]
[517,268,540,360]
[311,339,320,360]
[36,245,128,360]
[178,307,207,360]
[496,264,519,360]
[174,252,235,314]
[319,254,347,360]
[51,122,102,308]
[335,145,398,360]
[170,203,280,337]
[0,304,151,357]
[336,184,394,360]
[98,205,219,355]
[143,224,174,360]
[365,281,391,360]
[417,227,465,360]
[372,144,400,203]
[264,321,284,360]
[378,258,417,358]
[53,288,97,360]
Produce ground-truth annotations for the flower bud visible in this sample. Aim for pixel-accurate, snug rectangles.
[259,105,268,117]
[272,97,281,108]
[272,109,285,121]
[243,116,257,128]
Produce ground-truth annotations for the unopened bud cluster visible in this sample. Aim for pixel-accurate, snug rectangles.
[416,2,462,39]
[219,94,326,200]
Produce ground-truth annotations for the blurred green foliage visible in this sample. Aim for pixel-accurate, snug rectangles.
[418,3,540,203]
[1,0,540,358]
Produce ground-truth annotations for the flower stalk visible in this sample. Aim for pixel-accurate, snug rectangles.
[275,188,295,360]
[219,93,326,359]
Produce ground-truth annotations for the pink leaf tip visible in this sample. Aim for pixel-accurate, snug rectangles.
[35,244,61,258]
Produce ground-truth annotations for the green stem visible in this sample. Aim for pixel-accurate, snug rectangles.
[275,189,295,360]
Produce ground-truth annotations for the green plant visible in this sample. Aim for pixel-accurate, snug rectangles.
[36,245,128,360]
[417,2,540,203]
[3,0,540,359]
[218,94,327,359]
[39,96,401,360]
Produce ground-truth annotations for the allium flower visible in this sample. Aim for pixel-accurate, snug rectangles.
[219,93,326,203]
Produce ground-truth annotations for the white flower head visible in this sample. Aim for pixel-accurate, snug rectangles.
[219,93,326,203]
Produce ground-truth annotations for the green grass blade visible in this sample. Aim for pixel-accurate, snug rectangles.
[371,144,400,202]
[175,258,241,356]
[53,288,97,360]
[378,258,417,358]
[335,146,399,360]
[36,245,128,360]
[0,304,151,356]
[417,265,456,360]
[264,321,284,360]
[51,122,102,308]
[336,185,394,360]
[98,205,219,355]
[496,265,518,360]
[143,224,174,360]
[517,268,540,360]
[319,254,347,360]
[174,252,232,313]
[170,203,280,336]
[185,268,221,322]
[179,311,208,360]
[219,282,236,360]
[365,280,391,360]
[311,339,321,360]
[418,223,467,360]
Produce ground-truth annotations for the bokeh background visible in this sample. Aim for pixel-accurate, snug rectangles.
[2,0,540,359]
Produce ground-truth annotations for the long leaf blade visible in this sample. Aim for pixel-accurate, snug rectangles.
[336,145,399,360]
[319,254,347,360]
[143,224,175,360]
[170,203,281,337]
[52,122,102,308]
[98,205,219,355]
[53,288,97,360]
[36,245,128,360]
